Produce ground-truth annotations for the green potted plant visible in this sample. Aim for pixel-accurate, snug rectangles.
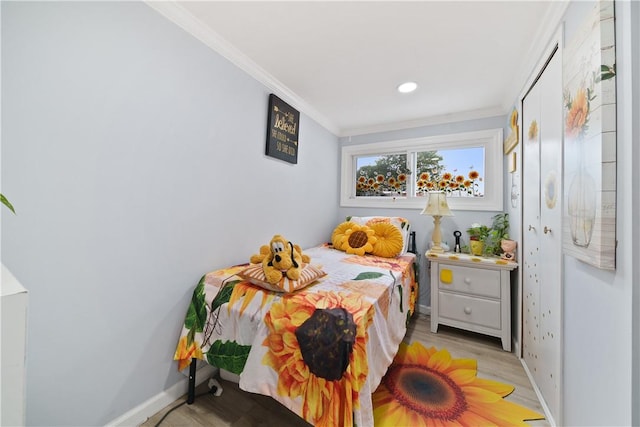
[484,213,510,256]
[466,222,490,255]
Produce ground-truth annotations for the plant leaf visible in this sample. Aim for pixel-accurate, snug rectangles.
[211,280,241,311]
[1,194,15,214]
[186,328,196,347]
[184,276,207,335]
[600,72,615,81]
[206,340,251,374]
[353,272,384,281]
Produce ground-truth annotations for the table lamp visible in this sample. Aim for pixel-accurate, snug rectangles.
[421,191,453,253]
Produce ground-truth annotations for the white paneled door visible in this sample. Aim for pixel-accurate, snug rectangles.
[522,46,563,424]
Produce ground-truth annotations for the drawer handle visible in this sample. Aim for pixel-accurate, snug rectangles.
[464,307,472,315]
[464,277,471,284]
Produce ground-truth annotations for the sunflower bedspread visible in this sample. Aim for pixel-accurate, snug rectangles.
[174,244,417,427]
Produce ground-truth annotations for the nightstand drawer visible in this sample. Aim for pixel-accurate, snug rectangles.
[438,265,500,298]
[438,292,501,330]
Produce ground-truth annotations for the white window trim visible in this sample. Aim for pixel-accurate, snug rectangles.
[340,128,504,211]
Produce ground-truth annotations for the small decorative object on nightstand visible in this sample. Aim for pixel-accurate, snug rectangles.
[421,191,453,254]
[500,239,517,261]
[453,230,462,253]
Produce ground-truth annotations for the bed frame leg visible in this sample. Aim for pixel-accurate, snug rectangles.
[187,358,197,404]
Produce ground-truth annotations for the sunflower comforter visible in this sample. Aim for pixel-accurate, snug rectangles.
[174,244,417,427]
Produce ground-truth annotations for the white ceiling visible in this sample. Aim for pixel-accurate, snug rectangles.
[149,1,567,136]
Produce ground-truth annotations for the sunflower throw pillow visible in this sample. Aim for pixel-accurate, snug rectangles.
[331,221,354,250]
[350,216,411,254]
[340,223,377,256]
[369,222,404,258]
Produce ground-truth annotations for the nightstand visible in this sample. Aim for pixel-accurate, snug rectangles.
[426,251,518,351]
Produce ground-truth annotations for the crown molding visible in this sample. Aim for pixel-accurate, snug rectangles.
[339,105,508,138]
[144,1,340,136]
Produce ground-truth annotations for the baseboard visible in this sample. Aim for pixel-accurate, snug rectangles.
[519,358,557,427]
[105,364,218,427]
[417,303,431,316]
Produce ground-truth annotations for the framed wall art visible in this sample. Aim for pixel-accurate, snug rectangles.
[504,108,519,154]
[265,94,300,164]
[562,0,617,270]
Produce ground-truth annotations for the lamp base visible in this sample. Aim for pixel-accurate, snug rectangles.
[430,215,445,255]
[429,245,445,254]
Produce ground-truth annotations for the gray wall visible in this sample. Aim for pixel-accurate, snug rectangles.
[1,2,338,425]
[339,115,510,309]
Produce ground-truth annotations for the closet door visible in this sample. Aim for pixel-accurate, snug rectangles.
[522,64,542,386]
[538,48,563,421]
[522,47,563,423]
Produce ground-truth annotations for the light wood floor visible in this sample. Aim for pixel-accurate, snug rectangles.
[141,313,548,427]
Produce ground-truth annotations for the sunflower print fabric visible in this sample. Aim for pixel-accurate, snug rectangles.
[173,244,418,427]
[261,291,372,426]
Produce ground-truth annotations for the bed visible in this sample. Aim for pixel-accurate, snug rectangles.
[174,224,417,427]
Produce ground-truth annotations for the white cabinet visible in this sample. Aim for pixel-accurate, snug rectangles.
[427,253,517,351]
[1,265,28,426]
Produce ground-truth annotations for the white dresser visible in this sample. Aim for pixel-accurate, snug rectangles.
[1,265,28,426]
[427,252,517,351]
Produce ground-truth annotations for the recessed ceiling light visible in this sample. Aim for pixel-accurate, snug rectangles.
[397,81,418,93]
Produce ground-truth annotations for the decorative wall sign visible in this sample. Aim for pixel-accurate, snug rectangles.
[562,0,617,270]
[503,108,519,154]
[265,94,300,164]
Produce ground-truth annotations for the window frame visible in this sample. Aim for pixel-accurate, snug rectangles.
[340,128,504,211]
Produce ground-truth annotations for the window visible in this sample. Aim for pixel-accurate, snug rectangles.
[341,129,503,211]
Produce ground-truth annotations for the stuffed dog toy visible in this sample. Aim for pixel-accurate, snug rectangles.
[251,235,310,284]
